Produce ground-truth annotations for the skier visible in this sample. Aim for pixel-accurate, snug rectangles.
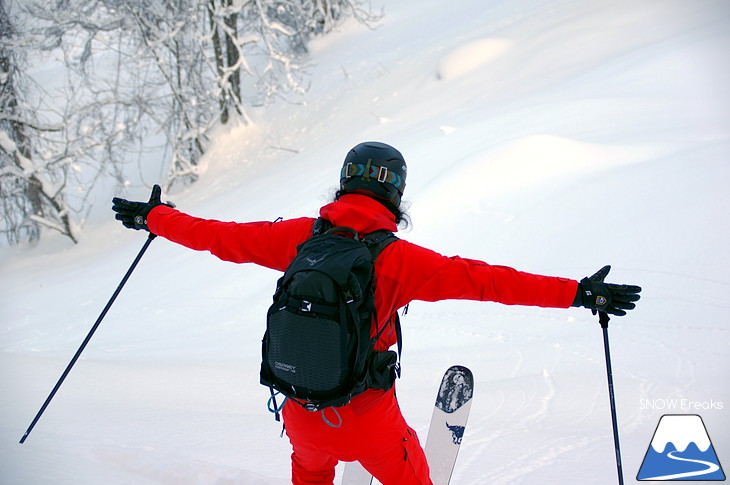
[112,141,641,485]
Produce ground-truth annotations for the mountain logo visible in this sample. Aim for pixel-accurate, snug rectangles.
[637,414,725,481]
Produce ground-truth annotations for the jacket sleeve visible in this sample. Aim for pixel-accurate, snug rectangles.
[380,240,578,309]
[147,205,314,271]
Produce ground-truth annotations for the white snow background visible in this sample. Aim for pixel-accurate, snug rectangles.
[2,0,729,483]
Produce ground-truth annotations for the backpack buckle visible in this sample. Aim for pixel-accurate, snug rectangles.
[300,300,312,312]
[393,362,402,379]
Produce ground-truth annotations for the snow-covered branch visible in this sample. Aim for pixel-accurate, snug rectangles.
[2,0,379,245]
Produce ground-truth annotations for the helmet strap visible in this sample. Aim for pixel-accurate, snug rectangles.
[362,159,373,181]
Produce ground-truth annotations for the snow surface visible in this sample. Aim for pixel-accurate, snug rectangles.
[2,0,729,484]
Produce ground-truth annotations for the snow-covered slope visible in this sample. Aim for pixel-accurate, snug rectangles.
[2,0,728,484]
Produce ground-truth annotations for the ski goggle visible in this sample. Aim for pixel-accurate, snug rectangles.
[341,161,405,191]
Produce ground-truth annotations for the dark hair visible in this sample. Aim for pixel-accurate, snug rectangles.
[334,190,411,230]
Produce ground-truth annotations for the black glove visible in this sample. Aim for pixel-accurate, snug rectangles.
[112,184,173,231]
[572,265,641,316]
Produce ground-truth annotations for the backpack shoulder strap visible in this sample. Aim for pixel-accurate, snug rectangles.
[311,217,332,236]
[362,229,402,374]
[362,230,399,259]
[313,217,399,258]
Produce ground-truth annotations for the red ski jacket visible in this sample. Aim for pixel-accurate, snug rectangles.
[148,192,579,473]
[148,193,577,352]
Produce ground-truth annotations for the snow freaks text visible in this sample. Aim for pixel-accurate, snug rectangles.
[640,399,724,411]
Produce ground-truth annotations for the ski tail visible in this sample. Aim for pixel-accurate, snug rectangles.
[341,365,474,485]
[425,365,474,485]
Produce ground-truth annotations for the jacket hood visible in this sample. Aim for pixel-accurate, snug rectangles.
[319,193,398,234]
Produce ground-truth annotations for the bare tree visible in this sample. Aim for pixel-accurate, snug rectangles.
[3,0,378,245]
[123,0,214,187]
[1,0,78,244]
[208,0,244,124]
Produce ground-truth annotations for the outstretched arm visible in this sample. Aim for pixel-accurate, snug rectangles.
[112,185,313,271]
[383,241,579,309]
[147,206,313,270]
[381,241,640,315]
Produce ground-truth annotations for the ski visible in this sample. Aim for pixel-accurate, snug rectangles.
[425,365,474,485]
[341,365,474,485]
[341,460,373,485]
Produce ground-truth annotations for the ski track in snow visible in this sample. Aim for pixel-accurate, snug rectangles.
[91,445,277,485]
[480,436,602,485]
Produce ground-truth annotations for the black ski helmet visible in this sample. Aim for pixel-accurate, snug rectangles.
[339,141,407,212]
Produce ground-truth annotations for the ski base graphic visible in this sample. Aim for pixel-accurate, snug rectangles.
[342,365,473,485]
[425,365,474,485]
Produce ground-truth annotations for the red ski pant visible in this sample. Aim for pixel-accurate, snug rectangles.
[282,389,432,485]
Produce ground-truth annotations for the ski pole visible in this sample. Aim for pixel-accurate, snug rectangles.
[599,310,624,485]
[19,233,156,444]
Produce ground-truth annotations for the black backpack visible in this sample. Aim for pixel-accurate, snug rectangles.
[260,218,401,415]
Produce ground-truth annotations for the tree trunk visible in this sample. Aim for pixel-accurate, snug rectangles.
[223,0,241,112]
[209,0,229,123]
